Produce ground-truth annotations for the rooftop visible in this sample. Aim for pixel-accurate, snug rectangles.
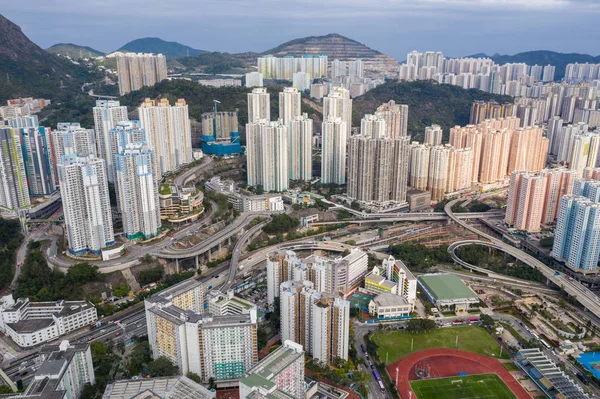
[102,376,215,399]
[371,293,410,308]
[418,273,478,301]
[241,342,303,394]
[8,318,54,333]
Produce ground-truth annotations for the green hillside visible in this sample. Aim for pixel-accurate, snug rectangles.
[352,80,513,142]
[118,37,204,59]
[46,43,105,59]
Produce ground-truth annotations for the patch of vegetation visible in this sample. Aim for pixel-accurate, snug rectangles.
[352,80,512,142]
[138,266,165,285]
[263,214,300,235]
[388,243,452,270]
[0,218,23,290]
[455,244,544,282]
[174,52,245,73]
[371,326,509,364]
[539,237,554,248]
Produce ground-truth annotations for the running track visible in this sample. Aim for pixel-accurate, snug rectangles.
[387,348,531,399]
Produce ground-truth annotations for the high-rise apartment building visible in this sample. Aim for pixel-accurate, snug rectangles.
[583,167,600,180]
[138,98,192,176]
[279,87,301,125]
[409,142,430,191]
[541,168,577,224]
[17,340,95,399]
[201,111,239,140]
[360,114,386,138]
[58,155,114,254]
[347,135,410,203]
[348,59,364,78]
[424,125,443,146]
[469,101,514,125]
[288,114,313,181]
[52,123,96,159]
[246,120,289,192]
[428,145,450,201]
[376,100,408,138]
[507,126,548,175]
[248,88,271,123]
[547,117,564,156]
[19,126,56,196]
[239,340,305,399]
[145,280,258,382]
[569,133,600,178]
[279,281,350,365]
[267,249,368,306]
[116,52,167,95]
[445,146,473,194]
[245,72,264,88]
[258,55,327,80]
[115,142,161,240]
[323,87,352,137]
[292,72,311,91]
[505,171,546,232]
[321,117,348,185]
[93,100,128,182]
[0,127,30,210]
[552,195,600,272]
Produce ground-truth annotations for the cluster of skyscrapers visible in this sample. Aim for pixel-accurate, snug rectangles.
[399,51,555,96]
[257,55,328,80]
[0,97,193,254]
[564,63,600,83]
[246,87,313,191]
[145,280,258,382]
[266,249,366,365]
[115,52,168,95]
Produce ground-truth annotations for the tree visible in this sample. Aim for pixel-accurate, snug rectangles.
[480,314,495,330]
[147,357,178,377]
[208,377,217,390]
[113,284,130,297]
[66,263,100,285]
[140,254,154,264]
[406,318,437,333]
[186,372,202,384]
[138,267,164,285]
[342,249,350,257]
[90,341,108,366]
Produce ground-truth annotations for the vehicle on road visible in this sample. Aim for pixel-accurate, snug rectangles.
[360,344,366,353]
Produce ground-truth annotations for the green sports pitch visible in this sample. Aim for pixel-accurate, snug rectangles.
[410,373,516,399]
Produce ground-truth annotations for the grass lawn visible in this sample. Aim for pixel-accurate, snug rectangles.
[372,326,509,364]
[502,362,519,372]
[411,373,516,399]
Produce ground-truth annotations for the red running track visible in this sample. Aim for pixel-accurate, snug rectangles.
[386,348,531,399]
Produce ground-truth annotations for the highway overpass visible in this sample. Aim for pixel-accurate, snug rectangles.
[309,210,504,226]
[444,199,600,320]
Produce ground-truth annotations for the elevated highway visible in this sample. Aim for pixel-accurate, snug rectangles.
[309,210,504,226]
[444,199,600,320]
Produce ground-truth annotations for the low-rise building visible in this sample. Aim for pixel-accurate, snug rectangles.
[227,193,284,213]
[407,189,431,211]
[0,340,94,399]
[417,273,479,312]
[0,297,97,347]
[239,340,305,399]
[158,184,204,223]
[207,290,257,316]
[368,293,413,319]
[204,176,235,194]
[103,376,215,399]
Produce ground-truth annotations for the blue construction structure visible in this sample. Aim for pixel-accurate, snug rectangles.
[201,100,243,156]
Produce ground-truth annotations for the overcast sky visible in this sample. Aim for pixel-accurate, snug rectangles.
[3,0,600,60]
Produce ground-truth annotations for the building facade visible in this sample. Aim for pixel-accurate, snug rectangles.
[246,120,289,192]
[116,52,167,95]
[93,100,129,182]
[0,127,31,209]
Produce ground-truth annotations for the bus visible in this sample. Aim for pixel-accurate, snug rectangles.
[541,340,551,350]
[373,369,381,381]
[468,318,480,323]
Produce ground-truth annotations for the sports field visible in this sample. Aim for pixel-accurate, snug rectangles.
[410,373,517,399]
[372,326,509,364]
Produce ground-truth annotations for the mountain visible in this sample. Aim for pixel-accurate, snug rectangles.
[118,37,204,59]
[0,14,101,103]
[46,43,105,59]
[353,80,512,142]
[468,50,600,80]
[263,33,398,76]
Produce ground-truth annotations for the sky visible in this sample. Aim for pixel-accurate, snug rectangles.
[3,0,600,60]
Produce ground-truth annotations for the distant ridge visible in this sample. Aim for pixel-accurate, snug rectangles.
[47,43,105,59]
[118,37,204,60]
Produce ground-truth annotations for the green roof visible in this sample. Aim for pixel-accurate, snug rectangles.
[418,274,478,301]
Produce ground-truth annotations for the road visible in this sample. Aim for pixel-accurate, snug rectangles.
[444,199,600,323]
[309,210,505,226]
[221,220,267,291]
[43,157,216,271]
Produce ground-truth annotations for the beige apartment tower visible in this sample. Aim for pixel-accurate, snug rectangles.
[116,52,167,95]
[376,100,408,138]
